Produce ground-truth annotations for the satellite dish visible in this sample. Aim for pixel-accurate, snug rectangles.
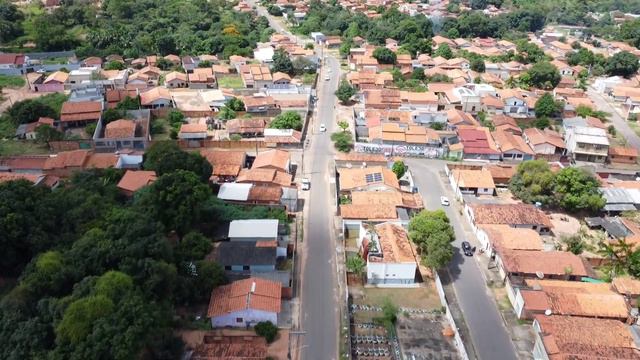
[544,309,552,316]
[536,271,545,279]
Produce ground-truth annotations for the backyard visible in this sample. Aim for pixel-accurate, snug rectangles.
[217,75,244,89]
[0,139,50,155]
[0,75,26,89]
[350,285,442,310]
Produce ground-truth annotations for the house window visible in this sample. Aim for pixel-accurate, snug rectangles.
[224,266,231,270]
[236,317,243,323]
[243,265,250,270]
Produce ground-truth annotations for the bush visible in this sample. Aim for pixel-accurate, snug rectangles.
[254,321,278,343]
[608,125,616,135]
[229,134,242,141]
[392,161,407,179]
[331,131,353,152]
[85,123,97,137]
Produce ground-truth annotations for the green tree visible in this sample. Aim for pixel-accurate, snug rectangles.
[606,51,640,78]
[56,295,115,344]
[337,120,349,132]
[346,256,366,276]
[254,321,278,343]
[509,160,555,205]
[36,125,64,143]
[116,96,140,110]
[95,271,134,300]
[175,232,212,263]
[272,48,294,75]
[562,234,586,255]
[218,106,236,120]
[408,210,455,269]
[85,122,97,137]
[102,108,124,124]
[7,99,56,125]
[372,47,397,64]
[136,171,212,237]
[434,44,453,59]
[197,60,212,68]
[391,160,407,179]
[331,131,353,152]
[470,57,485,72]
[335,81,356,104]
[527,61,561,89]
[143,141,212,183]
[269,111,302,130]
[553,167,605,212]
[534,93,558,118]
[104,61,125,70]
[225,98,245,111]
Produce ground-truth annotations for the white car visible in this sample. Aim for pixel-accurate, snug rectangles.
[324,75,330,81]
[319,123,326,132]
[301,178,310,190]
[440,196,450,206]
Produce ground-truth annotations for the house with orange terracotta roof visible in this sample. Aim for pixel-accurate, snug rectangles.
[93,110,151,151]
[139,87,172,109]
[59,101,102,128]
[188,67,216,89]
[117,170,156,196]
[491,114,520,135]
[491,129,534,162]
[515,279,630,321]
[32,71,68,92]
[359,222,418,286]
[448,168,496,197]
[523,128,566,156]
[178,123,208,140]
[42,150,117,177]
[236,168,292,187]
[466,203,553,235]
[609,146,638,164]
[456,126,501,160]
[207,277,282,328]
[337,166,399,194]
[498,250,593,284]
[251,149,290,173]
[239,64,273,89]
[532,315,640,360]
[200,149,247,182]
[164,71,188,88]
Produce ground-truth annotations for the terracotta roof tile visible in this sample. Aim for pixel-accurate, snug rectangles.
[248,185,282,202]
[105,119,136,138]
[252,149,289,172]
[534,315,640,359]
[339,204,398,220]
[207,277,281,317]
[60,101,102,122]
[369,223,416,263]
[470,203,552,228]
[337,166,399,191]
[117,170,156,193]
[501,250,591,277]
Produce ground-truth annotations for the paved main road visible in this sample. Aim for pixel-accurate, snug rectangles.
[298,57,341,359]
[588,87,640,149]
[405,159,518,360]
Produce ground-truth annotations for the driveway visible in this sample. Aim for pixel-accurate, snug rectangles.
[587,87,640,149]
[405,158,518,360]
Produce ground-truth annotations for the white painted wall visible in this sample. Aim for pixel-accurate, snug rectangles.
[367,261,417,286]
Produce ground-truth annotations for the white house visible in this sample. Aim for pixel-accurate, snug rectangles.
[207,277,282,328]
[254,45,275,64]
[410,109,448,126]
[500,90,529,117]
[229,219,279,242]
[67,67,98,85]
[564,125,609,163]
[363,222,418,287]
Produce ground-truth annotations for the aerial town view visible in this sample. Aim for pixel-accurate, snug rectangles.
[3,0,640,359]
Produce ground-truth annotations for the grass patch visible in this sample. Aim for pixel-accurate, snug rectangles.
[0,75,26,88]
[0,140,50,155]
[628,121,640,137]
[302,73,316,85]
[42,57,70,65]
[0,119,17,139]
[217,75,244,88]
[356,286,441,309]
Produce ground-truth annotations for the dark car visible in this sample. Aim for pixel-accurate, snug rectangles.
[461,241,474,257]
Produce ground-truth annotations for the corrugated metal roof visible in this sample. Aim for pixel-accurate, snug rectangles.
[228,219,279,239]
[218,183,252,201]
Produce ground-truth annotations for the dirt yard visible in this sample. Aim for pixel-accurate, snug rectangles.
[350,284,442,310]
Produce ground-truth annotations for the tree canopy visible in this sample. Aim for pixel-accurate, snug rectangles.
[509,160,605,212]
[408,210,455,269]
[269,111,303,131]
[335,81,356,104]
[606,51,640,78]
[372,47,397,64]
[525,61,561,89]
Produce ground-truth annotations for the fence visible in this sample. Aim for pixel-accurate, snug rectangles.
[434,272,471,360]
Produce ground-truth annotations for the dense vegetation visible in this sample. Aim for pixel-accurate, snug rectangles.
[0,143,288,359]
[509,160,606,213]
[1,0,273,58]
[408,210,455,269]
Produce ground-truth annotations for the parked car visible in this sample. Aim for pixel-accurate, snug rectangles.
[440,196,450,206]
[319,123,326,132]
[461,241,474,257]
[301,178,310,190]
[324,74,330,81]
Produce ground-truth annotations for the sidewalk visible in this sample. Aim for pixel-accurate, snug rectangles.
[474,254,534,360]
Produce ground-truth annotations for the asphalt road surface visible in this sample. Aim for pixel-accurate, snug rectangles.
[298,56,341,359]
[588,87,640,150]
[405,159,518,360]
